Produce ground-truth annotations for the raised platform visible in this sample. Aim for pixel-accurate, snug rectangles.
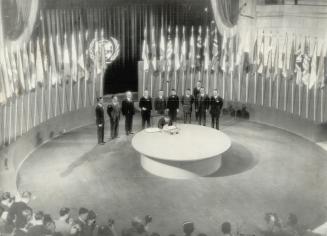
[132,124,231,179]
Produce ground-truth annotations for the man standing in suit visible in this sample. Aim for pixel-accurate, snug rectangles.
[107,95,121,139]
[154,90,166,115]
[181,89,194,124]
[167,89,179,123]
[193,81,201,121]
[198,87,210,126]
[139,90,152,129]
[122,91,135,135]
[210,89,223,130]
[95,97,105,145]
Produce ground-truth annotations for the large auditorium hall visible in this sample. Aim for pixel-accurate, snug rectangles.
[0,0,327,236]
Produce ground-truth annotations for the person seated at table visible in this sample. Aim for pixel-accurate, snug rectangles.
[157,116,172,129]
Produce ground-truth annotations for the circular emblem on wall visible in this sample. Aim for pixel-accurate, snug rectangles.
[89,37,120,65]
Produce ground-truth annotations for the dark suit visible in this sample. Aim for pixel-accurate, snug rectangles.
[122,99,135,135]
[154,97,166,115]
[75,218,88,236]
[181,95,194,124]
[210,96,223,129]
[6,201,32,229]
[95,104,105,144]
[107,103,121,139]
[139,96,152,129]
[167,95,179,122]
[193,87,201,120]
[198,94,210,126]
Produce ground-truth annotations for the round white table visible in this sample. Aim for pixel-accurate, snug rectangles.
[132,124,231,179]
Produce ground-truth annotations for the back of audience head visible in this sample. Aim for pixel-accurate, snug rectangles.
[183,222,194,235]
[221,222,232,235]
[79,207,89,221]
[44,214,56,233]
[59,207,70,221]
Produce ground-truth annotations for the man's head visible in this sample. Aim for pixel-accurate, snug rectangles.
[221,222,231,235]
[158,90,164,97]
[87,210,96,225]
[131,217,145,233]
[44,214,56,233]
[21,191,32,204]
[196,81,201,88]
[183,222,194,235]
[59,207,70,220]
[171,89,176,96]
[200,87,205,95]
[126,91,132,100]
[186,89,191,96]
[22,208,33,223]
[78,207,89,221]
[96,97,103,104]
[213,89,218,97]
[34,210,45,222]
[112,96,118,104]
[143,90,149,98]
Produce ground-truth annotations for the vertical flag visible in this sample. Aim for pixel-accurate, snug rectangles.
[309,42,317,89]
[288,37,296,80]
[36,37,45,86]
[229,36,236,74]
[174,26,180,71]
[295,38,304,85]
[142,28,150,72]
[16,46,26,92]
[302,37,311,86]
[71,30,78,82]
[166,26,173,72]
[195,26,202,71]
[8,47,20,95]
[63,33,71,81]
[281,35,288,78]
[273,37,280,79]
[151,28,157,72]
[28,41,36,89]
[22,43,31,91]
[77,31,85,79]
[56,33,63,85]
[180,26,187,71]
[48,34,59,86]
[265,33,273,78]
[210,28,219,71]
[0,51,12,99]
[159,26,166,72]
[189,26,195,70]
[257,32,265,74]
[220,31,228,72]
[317,44,326,88]
[252,34,258,73]
[203,27,210,71]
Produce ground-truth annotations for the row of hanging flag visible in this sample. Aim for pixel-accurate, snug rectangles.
[141,25,327,89]
[0,28,106,105]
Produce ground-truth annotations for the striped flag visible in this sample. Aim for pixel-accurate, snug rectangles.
[55,34,63,85]
[142,28,150,72]
[174,26,181,71]
[16,46,26,92]
[257,32,265,74]
[281,35,288,78]
[220,31,228,72]
[22,43,32,90]
[28,41,36,89]
[189,26,195,69]
[9,47,21,94]
[77,31,85,79]
[288,37,296,80]
[0,51,12,99]
[159,27,166,72]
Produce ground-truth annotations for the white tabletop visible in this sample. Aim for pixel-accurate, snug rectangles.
[132,124,231,162]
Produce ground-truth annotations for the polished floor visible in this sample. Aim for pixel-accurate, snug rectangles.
[17,114,327,236]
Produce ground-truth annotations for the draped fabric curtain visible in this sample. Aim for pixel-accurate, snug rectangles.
[210,0,239,37]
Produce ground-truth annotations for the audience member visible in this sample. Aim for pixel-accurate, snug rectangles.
[54,207,71,236]
[75,207,89,236]
[183,222,194,236]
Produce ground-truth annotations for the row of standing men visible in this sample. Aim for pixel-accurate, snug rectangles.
[95,81,224,144]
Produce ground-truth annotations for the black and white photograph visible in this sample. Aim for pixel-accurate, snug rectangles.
[0,0,327,236]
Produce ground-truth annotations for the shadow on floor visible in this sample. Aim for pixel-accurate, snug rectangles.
[208,141,258,177]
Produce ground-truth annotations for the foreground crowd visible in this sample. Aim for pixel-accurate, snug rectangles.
[95,82,224,144]
[0,191,320,236]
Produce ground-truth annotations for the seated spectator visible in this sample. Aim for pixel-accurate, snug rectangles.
[183,222,194,236]
[12,208,33,236]
[284,213,301,236]
[98,225,111,236]
[221,222,232,236]
[122,216,149,236]
[0,192,15,211]
[158,116,172,129]
[27,211,48,236]
[6,191,33,232]
[85,210,97,236]
[75,207,89,236]
[54,207,71,236]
